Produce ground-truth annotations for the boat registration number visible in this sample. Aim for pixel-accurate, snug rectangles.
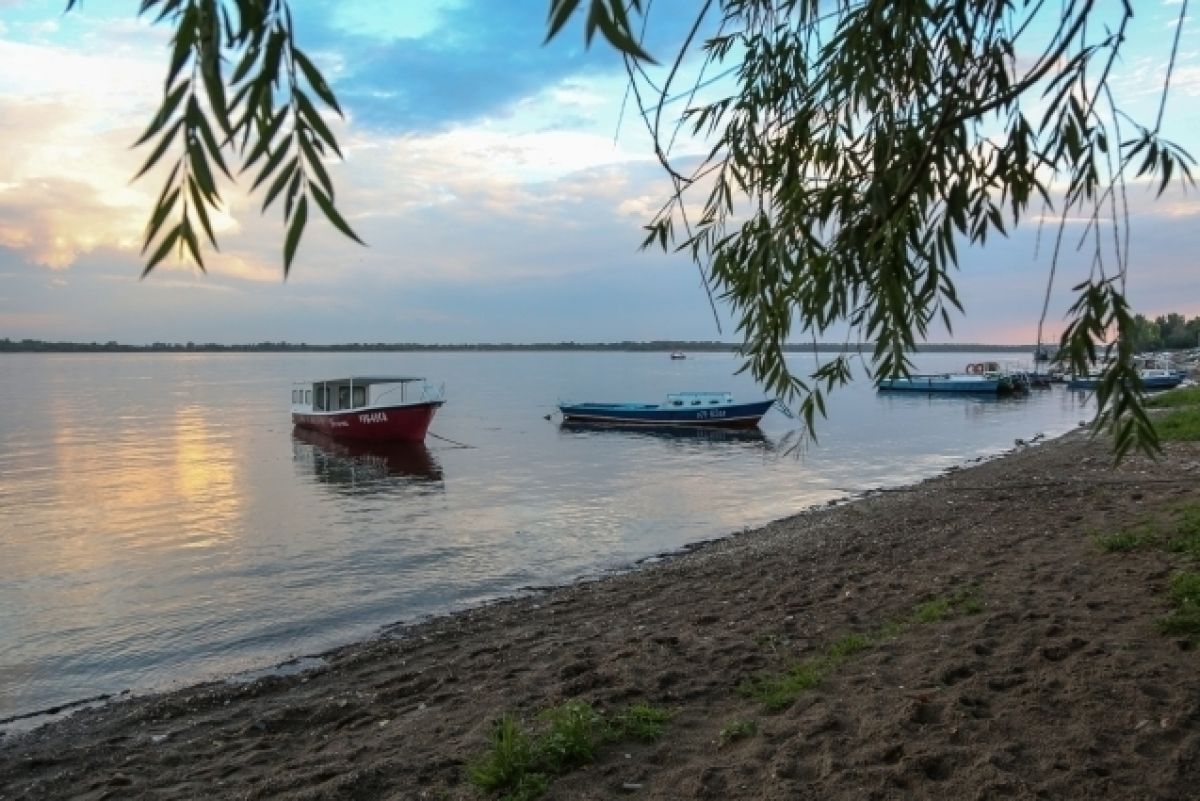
[359,412,389,424]
[696,409,725,419]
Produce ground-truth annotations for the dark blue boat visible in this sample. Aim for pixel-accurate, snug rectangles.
[558,392,775,428]
[1067,368,1185,391]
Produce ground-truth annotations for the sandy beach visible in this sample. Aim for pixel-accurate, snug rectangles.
[2,428,1198,800]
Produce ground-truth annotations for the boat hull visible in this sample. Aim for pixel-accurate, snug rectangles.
[292,401,443,442]
[558,399,774,428]
[877,375,1002,393]
[1068,375,1184,391]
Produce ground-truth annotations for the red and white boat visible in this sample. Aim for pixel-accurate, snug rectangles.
[291,376,445,443]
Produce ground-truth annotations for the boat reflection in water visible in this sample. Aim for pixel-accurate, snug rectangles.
[291,426,444,493]
[558,420,770,446]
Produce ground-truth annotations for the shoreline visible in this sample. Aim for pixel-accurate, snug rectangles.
[0,426,1044,734]
[3,429,1199,799]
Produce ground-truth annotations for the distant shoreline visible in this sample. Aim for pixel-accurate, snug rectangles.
[0,339,1044,354]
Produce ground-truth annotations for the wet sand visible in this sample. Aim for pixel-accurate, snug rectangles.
[2,429,1199,800]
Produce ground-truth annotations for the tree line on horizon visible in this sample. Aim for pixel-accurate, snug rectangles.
[1131,314,1200,353]
[0,337,1078,354]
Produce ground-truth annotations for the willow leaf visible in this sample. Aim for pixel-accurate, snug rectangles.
[283,195,308,276]
[311,185,364,245]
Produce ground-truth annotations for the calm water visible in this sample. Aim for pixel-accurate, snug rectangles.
[0,351,1093,723]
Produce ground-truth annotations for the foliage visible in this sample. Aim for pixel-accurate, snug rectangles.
[1131,313,1200,352]
[64,0,363,276]
[555,0,1195,458]
[80,1,1195,456]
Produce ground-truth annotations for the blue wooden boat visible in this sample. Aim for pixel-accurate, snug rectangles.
[558,391,774,428]
[1067,368,1185,391]
[876,373,1004,394]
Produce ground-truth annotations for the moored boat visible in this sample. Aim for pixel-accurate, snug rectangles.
[1067,364,1185,391]
[877,373,1004,394]
[670,351,687,360]
[558,391,774,428]
[291,376,445,442]
[879,361,1031,394]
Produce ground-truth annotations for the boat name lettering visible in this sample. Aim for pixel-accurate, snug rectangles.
[359,412,389,424]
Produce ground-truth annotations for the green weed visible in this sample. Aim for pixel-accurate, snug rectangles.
[1156,407,1200,441]
[740,589,981,710]
[611,703,675,742]
[1167,507,1200,560]
[1158,571,1200,639]
[738,657,827,710]
[1146,386,1200,408]
[1094,526,1158,553]
[718,720,757,745]
[912,597,953,623]
[468,717,542,797]
[467,701,673,800]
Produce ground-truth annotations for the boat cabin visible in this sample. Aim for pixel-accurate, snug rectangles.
[291,376,440,414]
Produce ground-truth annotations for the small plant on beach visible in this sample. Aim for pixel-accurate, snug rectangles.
[469,717,545,800]
[1167,507,1200,560]
[1157,571,1200,640]
[535,702,605,773]
[911,588,984,622]
[1094,525,1159,553]
[912,597,954,623]
[740,588,984,710]
[467,701,674,800]
[754,632,790,653]
[718,720,758,746]
[1146,387,1200,409]
[611,703,675,742]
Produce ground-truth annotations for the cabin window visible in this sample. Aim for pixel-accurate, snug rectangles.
[338,387,350,409]
[709,399,719,404]
[672,400,683,406]
[305,390,312,405]
[692,400,701,406]
[352,386,366,407]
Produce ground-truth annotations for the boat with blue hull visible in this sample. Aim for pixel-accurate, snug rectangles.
[877,374,1005,394]
[558,391,775,428]
[1067,368,1185,391]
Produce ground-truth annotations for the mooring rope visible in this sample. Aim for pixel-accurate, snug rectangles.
[427,431,476,449]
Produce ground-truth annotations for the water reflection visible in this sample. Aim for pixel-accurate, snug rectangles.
[291,428,444,493]
[558,421,771,446]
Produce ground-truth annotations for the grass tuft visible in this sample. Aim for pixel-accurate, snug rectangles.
[718,720,757,745]
[741,588,982,710]
[468,717,541,796]
[1145,386,1200,408]
[611,703,675,742]
[1167,506,1200,560]
[1158,571,1200,639]
[1156,407,1200,441]
[1094,526,1158,553]
[468,701,673,800]
[912,597,953,623]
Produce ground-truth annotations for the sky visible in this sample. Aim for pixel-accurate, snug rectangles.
[0,0,1197,346]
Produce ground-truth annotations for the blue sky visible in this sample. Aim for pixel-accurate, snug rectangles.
[0,0,1196,346]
